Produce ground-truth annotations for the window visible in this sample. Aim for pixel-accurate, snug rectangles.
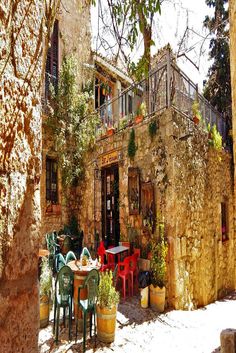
[46,158,58,204]
[221,202,229,241]
[95,77,113,126]
[45,20,59,99]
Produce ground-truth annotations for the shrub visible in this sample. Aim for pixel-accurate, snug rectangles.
[97,270,119,309]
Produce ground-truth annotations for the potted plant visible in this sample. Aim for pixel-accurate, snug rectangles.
[39,256,52,328]
[135,102,146,124]
[107,126,115,136]
[149,218,168,312]
[208,124,222,150]
[96,270,119,343]
[192,100,202,125]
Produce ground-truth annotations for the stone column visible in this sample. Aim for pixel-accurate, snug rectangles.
[0,1,52,352]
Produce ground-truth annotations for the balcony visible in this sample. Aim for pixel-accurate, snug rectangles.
[96,51,229,145]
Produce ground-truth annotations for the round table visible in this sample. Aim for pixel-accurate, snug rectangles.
[67,260,101,331]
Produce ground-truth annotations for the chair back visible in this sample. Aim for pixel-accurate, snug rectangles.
[82,269,99,309]
[118,257,131,275]
[66,250,77,264]
[55,253,66,272]
[81,247,91,260]
[56,265,74,306]
[130,253,138,271]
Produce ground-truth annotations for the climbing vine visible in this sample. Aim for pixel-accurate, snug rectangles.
[47,55,99,186]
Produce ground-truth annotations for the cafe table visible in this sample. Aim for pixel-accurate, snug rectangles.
[105,245,129,263]
[67,259,101,331]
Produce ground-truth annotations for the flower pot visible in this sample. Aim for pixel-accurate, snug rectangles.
[52,204,61,215]
[193,115,200,125]
[135,115,143,124]
[107,127,115,136]
[40,295,50,328]
[149,284,165,312]
[96,305,117,343]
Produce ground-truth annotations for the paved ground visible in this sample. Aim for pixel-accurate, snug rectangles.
[39,291,236,353]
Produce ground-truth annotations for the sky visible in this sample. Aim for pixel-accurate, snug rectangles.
[91,0,214,91]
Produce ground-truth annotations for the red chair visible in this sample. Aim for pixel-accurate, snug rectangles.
[129,253,139,296]
[117,257,131,299]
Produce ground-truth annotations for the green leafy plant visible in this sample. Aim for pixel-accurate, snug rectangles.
[148,120,158,139]
[40,257,52,298]
[97,270,119,309]
[150,219,168,288]
[128,128,136,159]
[47,54,99,187]
[136,102,147,117]
[208,124,222,150]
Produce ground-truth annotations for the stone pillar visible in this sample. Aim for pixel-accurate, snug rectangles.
[0,1,52,352]
[220,329,236,353]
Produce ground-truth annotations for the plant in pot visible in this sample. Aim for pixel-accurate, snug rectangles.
[96,270,119,343]
[149,219,168,312]
[39,256,52,328]
[192,100,202,125]
[135,102,146,124]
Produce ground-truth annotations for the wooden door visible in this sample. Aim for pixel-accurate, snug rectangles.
[101,164,120,247]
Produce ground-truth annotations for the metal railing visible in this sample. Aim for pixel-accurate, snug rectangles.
[96,51,227,143]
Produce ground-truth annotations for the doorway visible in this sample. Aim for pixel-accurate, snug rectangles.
[101,164,120,247]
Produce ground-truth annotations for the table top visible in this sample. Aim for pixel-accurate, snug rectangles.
[105,245,129,255]
[67,260,101,275]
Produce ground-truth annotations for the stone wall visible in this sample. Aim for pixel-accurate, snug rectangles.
[40,0,92,239]
[0,1,50,351]
[79,108,235,310]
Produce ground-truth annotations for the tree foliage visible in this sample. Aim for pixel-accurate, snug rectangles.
[96,0,161,79]
[203,0,231,122]
[47,55,98,186]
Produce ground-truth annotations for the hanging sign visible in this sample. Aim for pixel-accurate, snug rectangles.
[101,150,119,167]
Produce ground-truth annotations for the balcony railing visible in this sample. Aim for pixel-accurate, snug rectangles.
[96,50,228,145]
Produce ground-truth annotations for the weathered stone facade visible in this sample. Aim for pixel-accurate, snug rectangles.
[230,0,236,195]
[0,1,50,351]
[40,0,92,238]
[79,109,235,310]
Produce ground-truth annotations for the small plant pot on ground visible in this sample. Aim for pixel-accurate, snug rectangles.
[135,115,144,124]
[149,284,165,312]
[96,305,117,343]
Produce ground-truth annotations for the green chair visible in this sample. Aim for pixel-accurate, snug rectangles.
[65,250,77,264]
[55,253,66,272]
[75,269,99,353]
[53,265,74,344]
[81,247,91,260]
[46,232,60,274]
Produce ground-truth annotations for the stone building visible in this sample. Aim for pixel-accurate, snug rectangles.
[78,50,236,310]
[230,0,236,190]
[40,0,92,238]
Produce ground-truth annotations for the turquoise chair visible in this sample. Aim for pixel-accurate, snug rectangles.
[75,269,99,353]
[81,247,91,260]
[65,250,77,264]
[53,265,74,344]
[55,253,66,272]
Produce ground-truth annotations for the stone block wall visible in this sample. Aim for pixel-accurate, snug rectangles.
[79,108,235,310]
[40,0,92,239]
[0,1,49,351]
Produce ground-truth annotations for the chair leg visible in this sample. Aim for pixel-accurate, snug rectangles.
[69,304,72,342]
[75,316,78,343]
[63,307,66,327]
[83,312,87,353]
[55,305,60,344]
[89,312,92,338]
[53,301,57,334]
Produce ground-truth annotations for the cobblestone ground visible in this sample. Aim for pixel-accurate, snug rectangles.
[39,291,236,353]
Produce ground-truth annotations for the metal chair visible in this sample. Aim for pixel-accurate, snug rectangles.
[55,253,66,272]
[46,232,60,274]
[53,265,74,344]
[75,269,99,353]
[65,250,77,264]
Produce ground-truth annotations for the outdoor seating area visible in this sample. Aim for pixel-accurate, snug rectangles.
[39,233,145,350]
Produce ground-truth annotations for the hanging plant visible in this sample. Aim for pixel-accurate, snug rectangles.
[128,128,136,159]
[148,120,158,139]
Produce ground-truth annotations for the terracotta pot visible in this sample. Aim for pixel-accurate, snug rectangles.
[135,115,143,124]
[96,305,117,343]
[149,284,165,312]
[193,115,200,125]
[52,204,61,215]
[107,128,115,136]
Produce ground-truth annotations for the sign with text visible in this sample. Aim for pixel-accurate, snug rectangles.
[101,150,119,167]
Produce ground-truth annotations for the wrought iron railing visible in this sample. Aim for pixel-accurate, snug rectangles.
[95,51,227,144]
